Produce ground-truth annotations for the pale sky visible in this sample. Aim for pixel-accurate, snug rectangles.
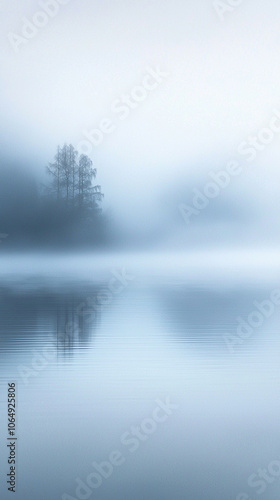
[0,0,280,244]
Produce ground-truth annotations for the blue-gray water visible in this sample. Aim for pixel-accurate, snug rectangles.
[0,253,280,500]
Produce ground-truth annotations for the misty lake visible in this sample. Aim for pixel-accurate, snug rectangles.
[0,252,280,500]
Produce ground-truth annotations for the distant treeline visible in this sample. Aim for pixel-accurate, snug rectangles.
[0,145,107,248]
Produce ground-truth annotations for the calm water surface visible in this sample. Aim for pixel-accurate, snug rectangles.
[0,253,280,500]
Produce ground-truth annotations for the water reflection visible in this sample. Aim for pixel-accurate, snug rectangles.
[0,272,279,500]
[157,284,280,352]
[0,282,102,359]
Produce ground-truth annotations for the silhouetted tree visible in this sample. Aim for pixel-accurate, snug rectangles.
[0,149,106,249]
[46,146,62,200]
[46,144,103,211]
